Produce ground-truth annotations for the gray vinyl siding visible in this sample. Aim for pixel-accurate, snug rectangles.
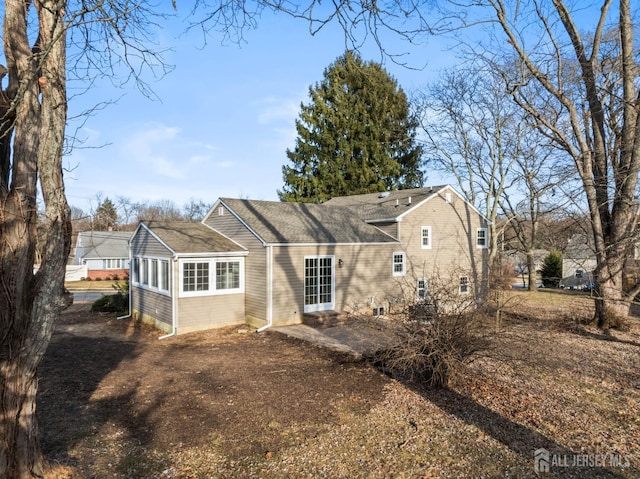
[131,287,172,327]
[131,226,174,330]
[130,227,173,257]
[399,192,489,293]
[177,294,245,333]
[204,206,267,322]
[270,243,401,325]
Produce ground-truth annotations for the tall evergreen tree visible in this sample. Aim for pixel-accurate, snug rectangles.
[279,51,424,203]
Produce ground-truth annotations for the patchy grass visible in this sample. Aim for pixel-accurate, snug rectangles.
[38,293,640,478]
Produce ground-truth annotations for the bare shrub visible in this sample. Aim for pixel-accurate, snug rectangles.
[369,270,494,389]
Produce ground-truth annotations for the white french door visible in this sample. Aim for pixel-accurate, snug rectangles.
[304,256,335,313]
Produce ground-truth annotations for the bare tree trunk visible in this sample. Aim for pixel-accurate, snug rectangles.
[0,1,70,477]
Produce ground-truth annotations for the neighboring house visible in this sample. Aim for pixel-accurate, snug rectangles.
[74,231,131,280]
[562,232,640,290]
[130,185,490,335]
[561,234,597,289]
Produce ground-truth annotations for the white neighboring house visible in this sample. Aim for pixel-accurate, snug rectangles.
[74,231,131,280]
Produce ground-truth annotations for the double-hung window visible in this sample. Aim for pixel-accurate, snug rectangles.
[150,259,159,288]
[392,252,406,277]
[421,226,432,249]
[459,275,470,294]
[417,278,428,301]
[476,228,488,248]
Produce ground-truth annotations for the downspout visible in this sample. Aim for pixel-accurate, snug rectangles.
[159,255,178,340]
[117,242,133,320]
[257,245,273,332]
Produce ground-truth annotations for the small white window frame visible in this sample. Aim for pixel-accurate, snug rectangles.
[476,228,488,249]
[459,275,470,294]
[421,226,432,249]
[417,277,428,301]
[392,252,406,277]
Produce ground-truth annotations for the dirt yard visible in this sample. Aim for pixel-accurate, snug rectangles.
[38,291,640,478]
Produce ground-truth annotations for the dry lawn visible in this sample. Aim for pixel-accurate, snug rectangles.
[39,290,640,478]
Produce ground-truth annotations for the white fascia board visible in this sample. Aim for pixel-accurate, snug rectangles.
[174,251,249,259]
[266,241,401,247]
[394,184,492,225]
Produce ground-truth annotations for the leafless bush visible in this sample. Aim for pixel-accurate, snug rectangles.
[369,270,494,389]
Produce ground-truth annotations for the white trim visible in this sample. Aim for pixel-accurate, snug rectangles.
[266,241,401,247]
[131,255,171,297]
[476,228,489,249]
[417,277,428,301]
[459,275,470,294]
[178,257,245,298]
[303,255,336,313]
[421,226,432,249]
[364,185,492,225]
[392,251,407,277]
[213,199,268,247]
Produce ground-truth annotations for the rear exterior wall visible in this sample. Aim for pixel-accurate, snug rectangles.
[204,206,268,324]
[130,227,173,330]
[270,243,402,326]
[399,191,489,296]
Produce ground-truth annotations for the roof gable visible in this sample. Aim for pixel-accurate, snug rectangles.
[136,221,246,255]
[325,185,490,224]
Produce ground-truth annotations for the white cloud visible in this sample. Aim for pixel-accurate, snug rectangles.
[255,96,301,126]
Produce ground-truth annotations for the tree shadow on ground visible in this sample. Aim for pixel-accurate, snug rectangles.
[413,385,631,478]
[37,327,155,467]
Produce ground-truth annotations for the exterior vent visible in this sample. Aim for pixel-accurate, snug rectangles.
[378,191,390,198]
[373,306,385,317]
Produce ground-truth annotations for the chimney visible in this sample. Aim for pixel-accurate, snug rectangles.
[407,196,412,206]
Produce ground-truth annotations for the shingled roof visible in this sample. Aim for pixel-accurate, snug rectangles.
[141,221,245,254]
[324,185,448,221]
[220,198,399,245]
[76,231,131,259]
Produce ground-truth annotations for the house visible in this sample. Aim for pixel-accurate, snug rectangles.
[129,221,247,334]
[74,231,131,280]
[129,185,490,334]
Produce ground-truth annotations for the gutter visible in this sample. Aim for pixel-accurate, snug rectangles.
[159,254,179,340]
[257,245,273,333]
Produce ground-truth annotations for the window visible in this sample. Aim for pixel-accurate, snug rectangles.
[141,258,149,285]
[150,259,158,288]
[160,260,169,292]
[132,257,140,283]
[392,252,406,276]
[459,275,470,294]
[103,259,123,269]
[476,228,488,248]
[180,258,244,297]
[421,226,432,249]
[417,278,428,301]
[216,261,241,290]
[183,262,209,292]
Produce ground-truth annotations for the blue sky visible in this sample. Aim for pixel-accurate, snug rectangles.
[63,8,457,213]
